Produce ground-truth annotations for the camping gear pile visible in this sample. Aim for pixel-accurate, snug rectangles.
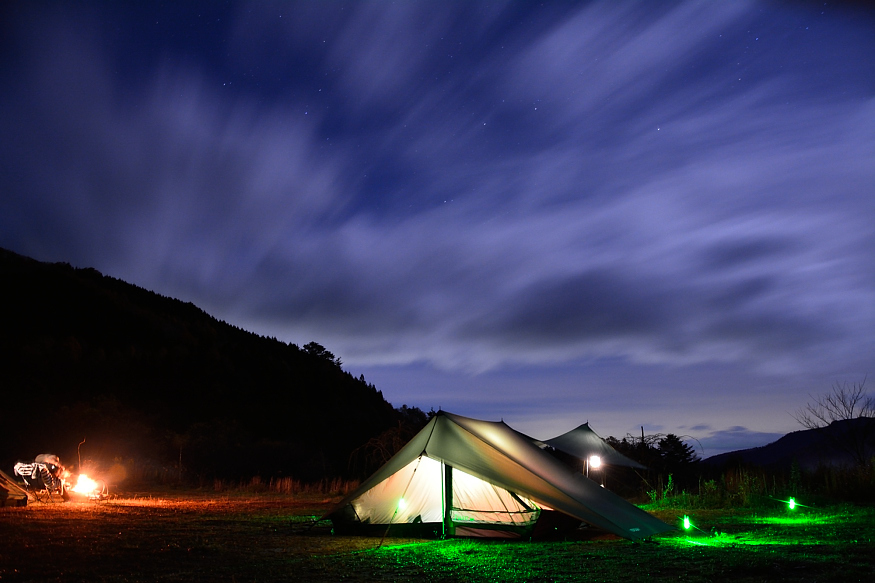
[13,454,68,503]
[10,454,108,503]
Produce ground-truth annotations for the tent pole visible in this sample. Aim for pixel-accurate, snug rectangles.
[443,463,454,538]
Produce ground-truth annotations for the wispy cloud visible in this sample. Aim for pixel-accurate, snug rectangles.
[1,2,872,449]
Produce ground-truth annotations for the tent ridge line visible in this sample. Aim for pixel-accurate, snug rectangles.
[446,416,642,534]
[444,419,594,515]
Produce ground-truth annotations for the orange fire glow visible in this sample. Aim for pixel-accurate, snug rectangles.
[71,473,100,494]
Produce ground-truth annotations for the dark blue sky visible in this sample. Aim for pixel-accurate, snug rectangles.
[2,1,873,456]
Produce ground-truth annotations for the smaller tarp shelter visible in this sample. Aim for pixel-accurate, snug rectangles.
[0,469,28,507]
[542,423,646,470]
[325,412,672,541]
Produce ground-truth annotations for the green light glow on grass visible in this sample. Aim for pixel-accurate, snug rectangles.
[745,515,830,526]
[661,507,861,549]
[669,531,830,548]
[788,497,795,510]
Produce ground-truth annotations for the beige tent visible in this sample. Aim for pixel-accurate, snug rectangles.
[542,422,647,469]
[325,412,673,541]
[1,469,28,507]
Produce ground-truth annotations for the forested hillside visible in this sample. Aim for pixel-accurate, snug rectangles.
[0,248,412,482]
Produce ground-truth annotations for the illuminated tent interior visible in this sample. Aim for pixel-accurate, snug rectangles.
[325,412,673,541]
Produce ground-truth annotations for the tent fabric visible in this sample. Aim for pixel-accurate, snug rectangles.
[0,469,28,507]
[326,412,673,541]
[542,423,647,469]
[349,456,540,528]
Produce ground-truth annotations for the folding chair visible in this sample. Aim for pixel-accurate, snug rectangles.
[13,462,62,503]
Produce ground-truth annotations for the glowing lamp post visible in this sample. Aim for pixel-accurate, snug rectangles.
[585,455,604,486]
[589,455,601,470]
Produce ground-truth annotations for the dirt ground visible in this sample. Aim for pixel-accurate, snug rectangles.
[1,491,873,582]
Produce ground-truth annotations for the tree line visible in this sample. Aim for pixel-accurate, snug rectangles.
[0,248,424,483]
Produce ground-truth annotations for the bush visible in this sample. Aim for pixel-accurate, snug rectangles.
[644,460,875,510]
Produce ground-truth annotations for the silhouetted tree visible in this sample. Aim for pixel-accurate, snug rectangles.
[793,379,874,467]
[658,434,699,470]
[606,432,662,469]
[394,404,430,429]
[303,341,342,367]
[347,405,431,476]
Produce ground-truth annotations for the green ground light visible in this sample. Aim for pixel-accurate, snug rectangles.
[664,505,859,549]
[356,506,874,582]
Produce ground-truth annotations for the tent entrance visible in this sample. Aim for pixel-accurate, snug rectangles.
[447,459,540,538]
[342,456,544,538]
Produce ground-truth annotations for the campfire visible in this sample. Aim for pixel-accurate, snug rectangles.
[66,472,108,501]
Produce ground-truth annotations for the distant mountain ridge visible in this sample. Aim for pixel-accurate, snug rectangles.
[704,417,875,470]
[0,247,405,481]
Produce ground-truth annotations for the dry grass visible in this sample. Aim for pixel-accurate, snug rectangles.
[1,491,873,582]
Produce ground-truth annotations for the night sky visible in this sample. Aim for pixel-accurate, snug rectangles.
[2,1,873,457]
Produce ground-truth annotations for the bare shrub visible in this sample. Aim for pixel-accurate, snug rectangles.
[793,379,874,468]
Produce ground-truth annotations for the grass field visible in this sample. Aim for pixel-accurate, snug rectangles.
[1,492,873,582]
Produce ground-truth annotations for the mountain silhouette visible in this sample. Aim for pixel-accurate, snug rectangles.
[0,248,407,482]
[704,417,875,471]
